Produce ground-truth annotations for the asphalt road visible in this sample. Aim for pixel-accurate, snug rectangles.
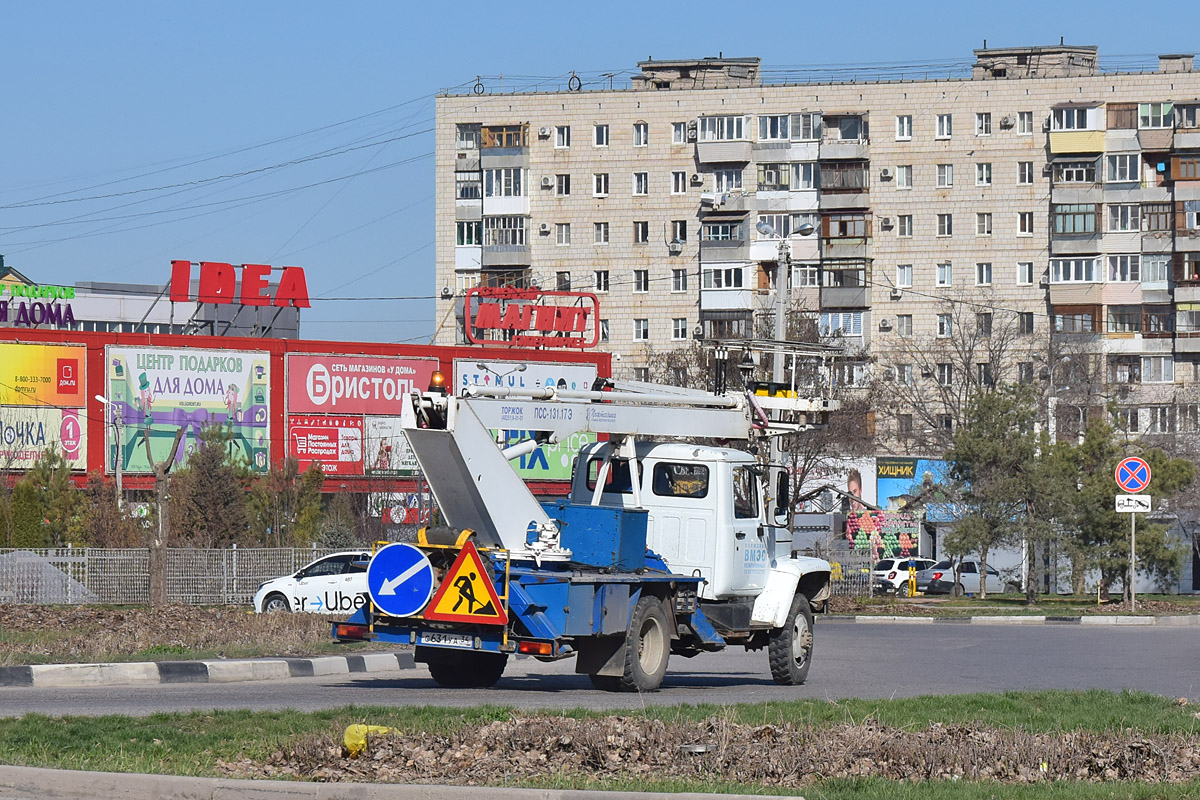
[2,620,1196,717]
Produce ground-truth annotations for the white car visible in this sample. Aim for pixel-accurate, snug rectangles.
[253,551,371,614]
[871,557,936,595]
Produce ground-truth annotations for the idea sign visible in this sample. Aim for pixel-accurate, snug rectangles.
[170,261,310,307]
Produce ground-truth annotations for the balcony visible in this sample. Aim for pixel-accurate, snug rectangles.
[700,288,754,311]
[818,138,869,160]
[819,191,869,210]
[1051,185,1102,204]
[1049,235,1101,255]
[1175,285,1200,303]
[696,140,752,164]
[454,151,481,171]
[481,244,531,267]
[1175,130,1200,149]
[1138,128,1174,152]
[1048,283,1102,304]
[1049,130,1105,154]
[820,286,868,308]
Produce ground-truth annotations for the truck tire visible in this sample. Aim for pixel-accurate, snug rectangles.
[594,595,671,692]
[768,593,814,685]
[261,593,290,613]
[421,649,508,688]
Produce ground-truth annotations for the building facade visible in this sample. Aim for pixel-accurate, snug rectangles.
[433,45,1200,447]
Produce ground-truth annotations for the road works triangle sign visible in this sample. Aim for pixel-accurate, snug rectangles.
[424,541,507,625]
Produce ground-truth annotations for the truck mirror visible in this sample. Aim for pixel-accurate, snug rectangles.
[774,470,790,518]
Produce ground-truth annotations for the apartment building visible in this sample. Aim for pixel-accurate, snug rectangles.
[433,45,1200,445]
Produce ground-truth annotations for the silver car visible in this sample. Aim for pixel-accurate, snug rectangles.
[916,559,1019,596]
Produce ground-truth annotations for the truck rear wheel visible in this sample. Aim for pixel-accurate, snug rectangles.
[420,648,508,688]
[768,593,814,685]
[593,595,670,692]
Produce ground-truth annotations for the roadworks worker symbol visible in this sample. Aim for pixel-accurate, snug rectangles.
[424,541,508,625]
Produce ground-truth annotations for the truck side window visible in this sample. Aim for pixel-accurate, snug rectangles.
[731,466,759,519]
[585,458,642,493]
[651,463,709,498]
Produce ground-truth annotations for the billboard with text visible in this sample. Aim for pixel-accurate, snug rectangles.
[287,354,437,416]
[0,342,85,408]
[288,415,363,475]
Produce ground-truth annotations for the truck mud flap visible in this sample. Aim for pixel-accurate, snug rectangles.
[573,635,626,677]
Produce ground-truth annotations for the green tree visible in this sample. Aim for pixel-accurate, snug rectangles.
[16,449,79,547]
[168,425,251,547]
[10,480,48,548]
[69,472,143,547]
[248,456,325,547]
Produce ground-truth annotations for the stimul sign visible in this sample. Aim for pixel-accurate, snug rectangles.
[170,261,311,307]
[464,287,599,349]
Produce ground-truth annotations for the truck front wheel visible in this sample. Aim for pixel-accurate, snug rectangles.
[592,595,671,692]
[420,648,508,688]
[768,593,814,685]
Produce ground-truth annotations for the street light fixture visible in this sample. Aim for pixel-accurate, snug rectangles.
[94,394,123,509]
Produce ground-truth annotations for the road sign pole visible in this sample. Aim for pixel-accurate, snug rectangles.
[1130,511,1136,613]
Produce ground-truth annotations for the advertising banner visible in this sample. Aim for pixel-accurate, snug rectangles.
[288,416,363,475]
[287,354,438,416]
[0,407,86,470]
[453,360,599,481]
[368,491,431,525]
[364,416,418,477]
[105,346,270,474]
[0,342,85,407]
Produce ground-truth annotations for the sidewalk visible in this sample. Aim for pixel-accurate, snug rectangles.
[827,613,1200,626]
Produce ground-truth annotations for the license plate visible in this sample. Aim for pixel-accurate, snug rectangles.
[419,631,473,649]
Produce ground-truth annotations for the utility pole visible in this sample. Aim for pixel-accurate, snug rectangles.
[772,238,790,385]
[145,427,185,607]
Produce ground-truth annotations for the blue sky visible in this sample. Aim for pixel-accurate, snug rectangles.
[1,0,1193,344]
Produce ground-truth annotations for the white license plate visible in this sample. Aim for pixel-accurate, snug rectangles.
[419,631,473,649]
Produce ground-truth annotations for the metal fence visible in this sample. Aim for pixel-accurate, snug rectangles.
[0,543,879,606]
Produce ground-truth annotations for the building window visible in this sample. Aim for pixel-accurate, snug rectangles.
[1108,204,1140,232]
[792,162,818,189]
[555,173,571,196]
[702,222,743,241]
[758,114,789,140]
[937,163,954,187]
[672,318,687,340]
[976,262,992,285]
[483,167,524,197]
[1143,355,1175,383]
[634,269,649,292]
[936,261,953,286]
[937,313,953,337]
[976,213,992,236]
[555,125,571,148]
[1013,111,1033,135]
[757,163,791,191]
[826,213,867,238]
[1019,312,1035,334]
[593,173,609,197]
[793,264,819,287]
[897,364,914,385]
[897,215,913,237]
[976,163,992,186]
[1052,107,1090,130]
[671,268,688,292]
[555,271,571,291]
[1186,201,1200,230]
[671,220,688,243]
[937,363,954,386]
[1108,255,1141,282]
[896,264,913,288]
[1017,262,1034,285]
[633,172,649,195]
[977,362,994,387]
[1018,362,1035,383]
[937,214,953,237]
[594,124,609,146]
[1052,204,1098,234]
[594,221,609,244]
[1018,212,1034,235]
[633,121,648,146]
[896,164,912,189]
[594,270,609,292]
[455,171,481,199]
[555,223,571,246]
[672,122,686,144]
[1106,154,1140,183]
[715,168,742,192]
[1139,102,1173,129]
[896,314,913,337]
[896,115,912,140]
[976,313,993,338]
[456,123,481,149]
[699,115,746,141]
[456,220,482,247]
[1054,308,1094,333]
[599,319,609,341]
[1050,257,1098,282]
[1179,157,1200,180]
[634,367,650,381]
[702,266,744,288]
[976,112,992,136]
[1018,161,1034,184]
[1143,254,1170,283]
[936,113,953,138]
[1146,305,1172,333]
[820,311,863,336]
[1055,160,1097,183]
[671,171,686,194]
[898,413,913,434]
[482,216,525,245]
[792,112,822,140]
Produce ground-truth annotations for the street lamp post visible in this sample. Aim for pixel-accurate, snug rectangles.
[94,394,123,509]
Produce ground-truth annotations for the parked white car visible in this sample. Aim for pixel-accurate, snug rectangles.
[871,557,936,595]
[253,551,371,614]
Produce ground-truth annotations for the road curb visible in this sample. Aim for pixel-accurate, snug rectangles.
[1,652,414,690]
[0,765,768,800]
[829,613,1198,626]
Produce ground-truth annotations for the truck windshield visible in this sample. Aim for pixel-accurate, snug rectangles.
[651,463,709,498]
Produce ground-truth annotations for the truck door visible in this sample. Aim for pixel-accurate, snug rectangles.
[731,465,770,594]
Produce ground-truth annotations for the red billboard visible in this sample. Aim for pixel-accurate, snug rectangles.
[287,354,437,415]
[288,415,363,475]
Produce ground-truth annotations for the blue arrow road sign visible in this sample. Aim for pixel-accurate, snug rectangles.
[1115,457,1151,494]
[366,543,435,617]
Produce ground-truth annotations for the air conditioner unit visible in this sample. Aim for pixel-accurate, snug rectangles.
[1042,117,1052,132]
[889,288,903,300]
[880,216,894,229]
[921,369,933,378]
[540,176,554,189]
[699,192,717,206]
[539,222,552,234]
[1042,164,1054,176]
[880,167,894,180]
[999,115,1015,128]
[1038,275,1050,287]
[668,241,683,255]
[690,173,704,186]
[878,318,894,331]
[537,126,552,138]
